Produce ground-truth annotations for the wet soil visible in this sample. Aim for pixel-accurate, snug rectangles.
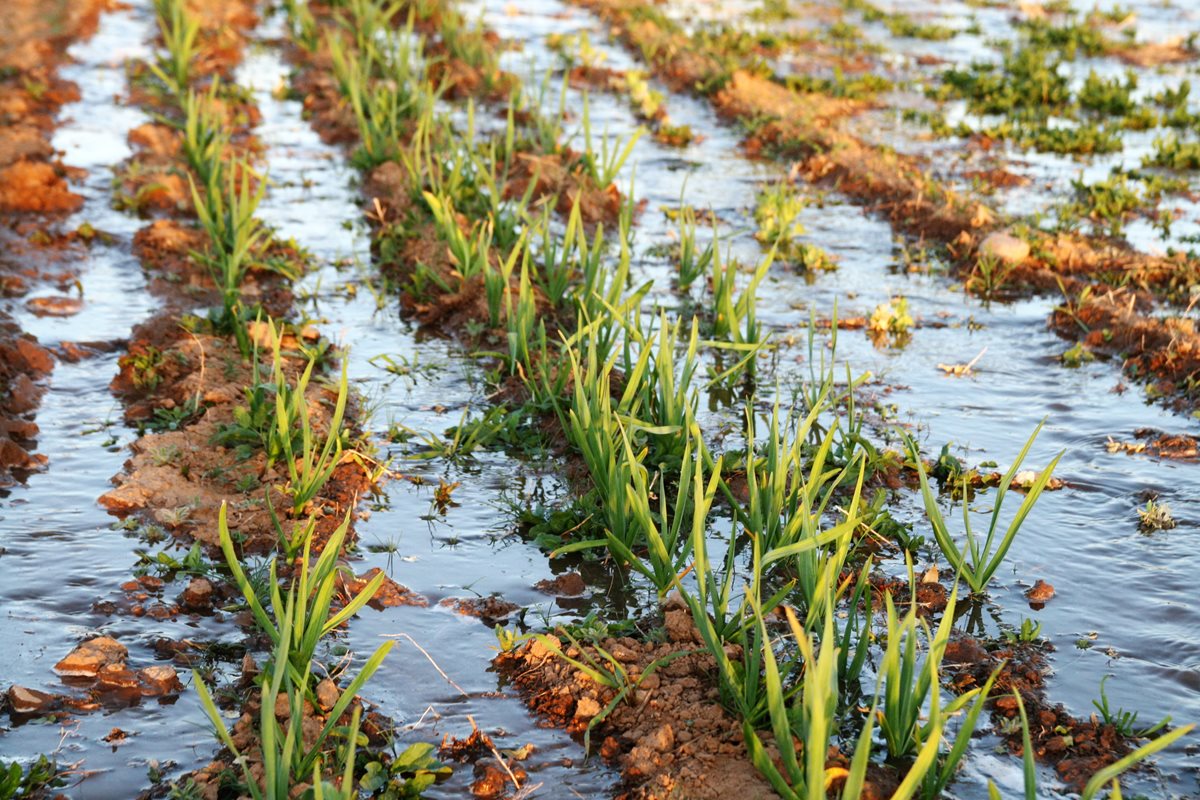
[496,599,778,800]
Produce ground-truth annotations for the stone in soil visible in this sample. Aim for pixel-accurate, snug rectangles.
[470,760,526,800]
[442,595,520,625]
[495,600,779,800]
[978,231,1031,264]
[1025,579,1055,603]
[338,568,425,609]
[24,295,82,316]
[180,576,214,610]
[315,678,339,712]
[95,664,140,691]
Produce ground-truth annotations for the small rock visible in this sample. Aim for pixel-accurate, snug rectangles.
[600,736,621,759]
[102,727,128,744]
[25,295,83,317]
[664,608,699,644]
[647,723,674,753]
[945,637,989,666]
[95,664,140,691]
[610,644,638,663]
[138,575,165,591]
[978,231,1030,265]
[574,696,601,720]
[527,635,559,661]
[1,275,27,296]
[470,762,509,799]
[340,568,425,609]
[534,571,586,596]
[137,665,182,696]
[180,577,214,610]
[203,386,236,404]
[315,679,339,712]
[238,653,259,688]
[54,636,128,678]
[245,321,276,351]
[12,338,54,373]
[6,373,42,413]
[6,685,60,715]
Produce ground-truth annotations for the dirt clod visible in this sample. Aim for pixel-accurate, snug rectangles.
[54,636,128,678]
[6,684,61,715]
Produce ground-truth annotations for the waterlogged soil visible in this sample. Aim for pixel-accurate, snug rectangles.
[2,0,1199,799]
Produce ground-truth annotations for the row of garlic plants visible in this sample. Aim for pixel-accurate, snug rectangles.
[280,0,1192,798]
[143,1,444,796]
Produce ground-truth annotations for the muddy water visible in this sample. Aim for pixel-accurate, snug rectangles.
[2,0,1198,798]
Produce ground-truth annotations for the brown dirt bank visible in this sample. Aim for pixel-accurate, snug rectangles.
[495,599,778,800]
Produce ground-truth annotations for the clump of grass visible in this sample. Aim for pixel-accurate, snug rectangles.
[710,246,773,346]
[276,353,350,516]
[188,161,275,355]
[673,204,715,290]
[150,0,200,95]
[577,95,644,187]
[423,191,493,283]
[1137,498,1176,532]
[868,296,914,337]
[179,81,229,188]
[193,504,411,797]
[213,320,349,514]
[907,422,1063,595]
[328,20,431,170]
[1145,136,1200,171]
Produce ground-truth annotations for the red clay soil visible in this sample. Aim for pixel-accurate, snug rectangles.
[98,311,379,554]
[183,676,394,800]
[496,598,779,800]
[1050,288,1200,413]
[283,9,612,352]
[0,321,53,482]
[944,635,1135,792]
[570,0,994,247]
[499,578,1145,798]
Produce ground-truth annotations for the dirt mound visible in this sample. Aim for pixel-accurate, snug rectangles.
[495,606,778,800]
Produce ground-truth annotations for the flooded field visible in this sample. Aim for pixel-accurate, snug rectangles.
[0,0,1197,798]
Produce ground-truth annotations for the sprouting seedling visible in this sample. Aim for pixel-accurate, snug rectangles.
[149,0,200,95]
[907,421,1064,595]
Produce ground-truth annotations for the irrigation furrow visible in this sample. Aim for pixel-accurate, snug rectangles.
[0,2,231,796]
